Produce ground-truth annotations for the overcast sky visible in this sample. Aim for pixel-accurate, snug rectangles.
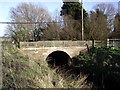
[0,0,119,37]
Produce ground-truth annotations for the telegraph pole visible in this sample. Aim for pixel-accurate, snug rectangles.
[81,0,84,40]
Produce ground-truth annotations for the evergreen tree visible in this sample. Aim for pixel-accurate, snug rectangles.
[60,1,88,40]
[60,1,87,21]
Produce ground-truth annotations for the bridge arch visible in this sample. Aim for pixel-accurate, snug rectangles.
[46,50,72,69]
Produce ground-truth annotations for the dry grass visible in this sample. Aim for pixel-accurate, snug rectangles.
[2,44,92,88]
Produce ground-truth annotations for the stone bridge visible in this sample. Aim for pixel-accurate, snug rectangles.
[20,41,92,67]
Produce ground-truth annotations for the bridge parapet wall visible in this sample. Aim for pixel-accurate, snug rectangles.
[20,40,92,48]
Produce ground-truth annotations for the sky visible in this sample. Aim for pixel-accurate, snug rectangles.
[0,0,119,37]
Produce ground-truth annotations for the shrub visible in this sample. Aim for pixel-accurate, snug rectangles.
[72,47,120,89]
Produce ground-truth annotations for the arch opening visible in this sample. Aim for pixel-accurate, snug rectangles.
[46,51,71,69]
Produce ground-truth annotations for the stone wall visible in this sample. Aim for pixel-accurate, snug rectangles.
[20,40,92,48]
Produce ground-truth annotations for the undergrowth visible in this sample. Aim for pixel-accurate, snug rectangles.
[2,43,90,88]
[72,47,120,90]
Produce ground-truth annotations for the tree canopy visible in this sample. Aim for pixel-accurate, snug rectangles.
[93,3,117,31]
[110,14,120,39]
[7,3,51,47]
[89,9,108,41]
[60,1,88,21]
[5,2,119,44]
[60,1,88,40]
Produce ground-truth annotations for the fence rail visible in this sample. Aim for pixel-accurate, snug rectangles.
[107,39,120,49]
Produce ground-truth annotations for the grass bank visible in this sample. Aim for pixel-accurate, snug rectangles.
[2,43,90,88]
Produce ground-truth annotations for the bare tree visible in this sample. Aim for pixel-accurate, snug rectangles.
[42,21,61,40]
[114,14,120,32]
[110,14,120,39]
[93,3,117,31]
[43,15,81,40]
[7,3,51,47]
[42,10,62,40]
[61,15,81,40]
[89,9,108,41]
